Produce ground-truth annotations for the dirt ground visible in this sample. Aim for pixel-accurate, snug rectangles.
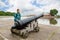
[0,16,60,40]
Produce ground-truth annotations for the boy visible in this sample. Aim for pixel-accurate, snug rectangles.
[14,9,21,23]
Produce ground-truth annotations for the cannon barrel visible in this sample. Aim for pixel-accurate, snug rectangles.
[15,14,43,29]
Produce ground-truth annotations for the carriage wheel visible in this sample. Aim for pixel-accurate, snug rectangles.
[34,21,40,32]
[11,27,14,33]
[21,31,29,39]
[34,27,39,32]
[11,27,16,33]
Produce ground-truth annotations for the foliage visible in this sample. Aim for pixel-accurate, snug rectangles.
[50,9,58,16]
[56,15,60,18]
[0,11,15,16]
[50,18,57,25]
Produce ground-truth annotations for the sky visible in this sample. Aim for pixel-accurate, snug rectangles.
[0,0,60,15]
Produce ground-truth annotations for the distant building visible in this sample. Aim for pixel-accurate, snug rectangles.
[43,13,54,19]
[43,13,51,17]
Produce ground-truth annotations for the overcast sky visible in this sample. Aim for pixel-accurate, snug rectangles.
[0,0,60,15]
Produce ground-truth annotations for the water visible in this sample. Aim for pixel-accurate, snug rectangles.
[38,18,60,26]
[0,17,30,20]
[0,17,60,27]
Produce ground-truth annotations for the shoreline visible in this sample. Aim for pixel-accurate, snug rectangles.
[38,24,60,27]
[38,24,60,28]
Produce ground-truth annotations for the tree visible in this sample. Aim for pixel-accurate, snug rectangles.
[50,9,58,16]
[0,11,15,16]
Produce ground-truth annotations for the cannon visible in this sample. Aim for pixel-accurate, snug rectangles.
[11,14,43,38]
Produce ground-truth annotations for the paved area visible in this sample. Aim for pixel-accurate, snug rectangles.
[0,17,60,40]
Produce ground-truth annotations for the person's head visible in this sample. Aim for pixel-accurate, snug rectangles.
[17,9,20,13]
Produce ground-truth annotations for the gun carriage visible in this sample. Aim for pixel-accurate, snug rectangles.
[11,14,43,38]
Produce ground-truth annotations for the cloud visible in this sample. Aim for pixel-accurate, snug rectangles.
[7,0,18,12]
[0,0,13,11]
[0,0,60,15]
[42,0,60,9]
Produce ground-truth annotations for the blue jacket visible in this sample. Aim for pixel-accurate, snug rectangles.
[14,12,21,21]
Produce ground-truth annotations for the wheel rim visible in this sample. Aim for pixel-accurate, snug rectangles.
[22,32,29,38]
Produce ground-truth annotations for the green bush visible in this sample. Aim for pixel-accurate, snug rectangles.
[0,11,15,16]
[50,9,58,16]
